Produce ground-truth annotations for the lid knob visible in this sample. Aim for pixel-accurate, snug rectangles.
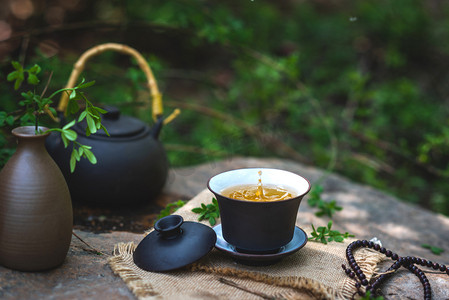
[102,105,120,120]
[154,215,183,239]
[133,214,217,272]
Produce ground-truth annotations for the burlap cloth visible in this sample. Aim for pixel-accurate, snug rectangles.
[109,190,385,299]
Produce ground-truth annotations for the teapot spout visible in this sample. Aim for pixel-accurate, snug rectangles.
[150,116,164,139]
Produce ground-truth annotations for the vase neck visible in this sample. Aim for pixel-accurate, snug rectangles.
[12,126,50,151]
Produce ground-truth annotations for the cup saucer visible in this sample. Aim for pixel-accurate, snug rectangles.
[212,224,307,266]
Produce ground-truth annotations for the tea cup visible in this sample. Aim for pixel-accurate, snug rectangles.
[207,168,311,253]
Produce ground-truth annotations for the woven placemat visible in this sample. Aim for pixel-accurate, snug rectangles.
[109,189,384,299]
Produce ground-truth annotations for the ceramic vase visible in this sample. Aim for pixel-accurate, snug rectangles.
[0,126,73,271]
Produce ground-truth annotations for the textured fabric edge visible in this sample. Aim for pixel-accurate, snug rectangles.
[109,241,385,300]
[189,263,342,300]
[108,242,158,299]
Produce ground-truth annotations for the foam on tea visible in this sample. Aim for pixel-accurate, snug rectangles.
[221,170,296,202]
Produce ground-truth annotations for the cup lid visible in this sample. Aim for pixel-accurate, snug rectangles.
[133,215,217,272]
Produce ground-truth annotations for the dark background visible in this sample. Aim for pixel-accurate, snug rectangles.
[1,0,449,218]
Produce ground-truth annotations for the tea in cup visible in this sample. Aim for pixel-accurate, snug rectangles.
[207,168,311,253]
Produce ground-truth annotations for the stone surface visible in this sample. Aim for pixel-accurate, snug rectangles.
[1,157,448,299]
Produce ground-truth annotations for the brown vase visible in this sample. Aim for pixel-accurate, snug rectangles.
[0,126,73,271]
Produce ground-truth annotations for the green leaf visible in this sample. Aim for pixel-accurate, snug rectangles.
[78,111,87,122]
[307,185,343,218]
[94,106,108,114]
[89,109,100,119]
[430,247,444,255]
[62,120,76,130]
[334,236,344,242]
[8,62,25,90]
[100,124,110,136]
[48,107,57,116]
[77,79,95,89]
[11,61,22,70]
[70,151,76,173]
[73,148,80,161]
[422,244,444,255]
[6,115,14,126]
[14,76,23,90]
[63,129,77,141]
[19,113,32,124]
[156,200,186,220]
[309,222,354,245]
[360,291,384,300]
[86,114,97,135]
[69,90,77,100]
[83,148,97,164]
[61,134,69,148]
[28,64,41,74]
[27,73,39,85]
[329,230,341,236]
[7,70,19,81]
[307,185,323,207]
[192,198,220,225]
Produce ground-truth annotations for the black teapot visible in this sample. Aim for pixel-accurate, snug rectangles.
[46,43,179,206]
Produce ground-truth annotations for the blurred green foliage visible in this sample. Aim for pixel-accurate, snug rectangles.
[1,0,449,215]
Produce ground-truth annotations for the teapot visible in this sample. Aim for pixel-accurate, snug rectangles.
[46,43,179,207]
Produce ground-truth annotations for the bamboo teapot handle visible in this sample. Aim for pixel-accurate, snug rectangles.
[57,43,179,124]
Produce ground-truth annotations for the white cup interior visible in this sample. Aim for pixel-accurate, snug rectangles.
[208,168,310,198]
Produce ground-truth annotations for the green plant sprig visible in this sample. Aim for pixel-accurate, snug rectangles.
[307,185,343,218]
[421,243,445,255]
[308,221,354,244]
[5,61,109,173]
[192,198,220,226]
[360,291,384,300]
[156,200,186,220]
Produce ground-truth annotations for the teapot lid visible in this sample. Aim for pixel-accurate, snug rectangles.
[133,215,217,272]
[74,106,147,138]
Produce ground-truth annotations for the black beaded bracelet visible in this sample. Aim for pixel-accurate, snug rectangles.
[342,239,448,300]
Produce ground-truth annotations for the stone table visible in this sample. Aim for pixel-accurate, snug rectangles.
[1,157,448,299]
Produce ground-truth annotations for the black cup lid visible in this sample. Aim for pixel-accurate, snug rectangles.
[133,215,217,272]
